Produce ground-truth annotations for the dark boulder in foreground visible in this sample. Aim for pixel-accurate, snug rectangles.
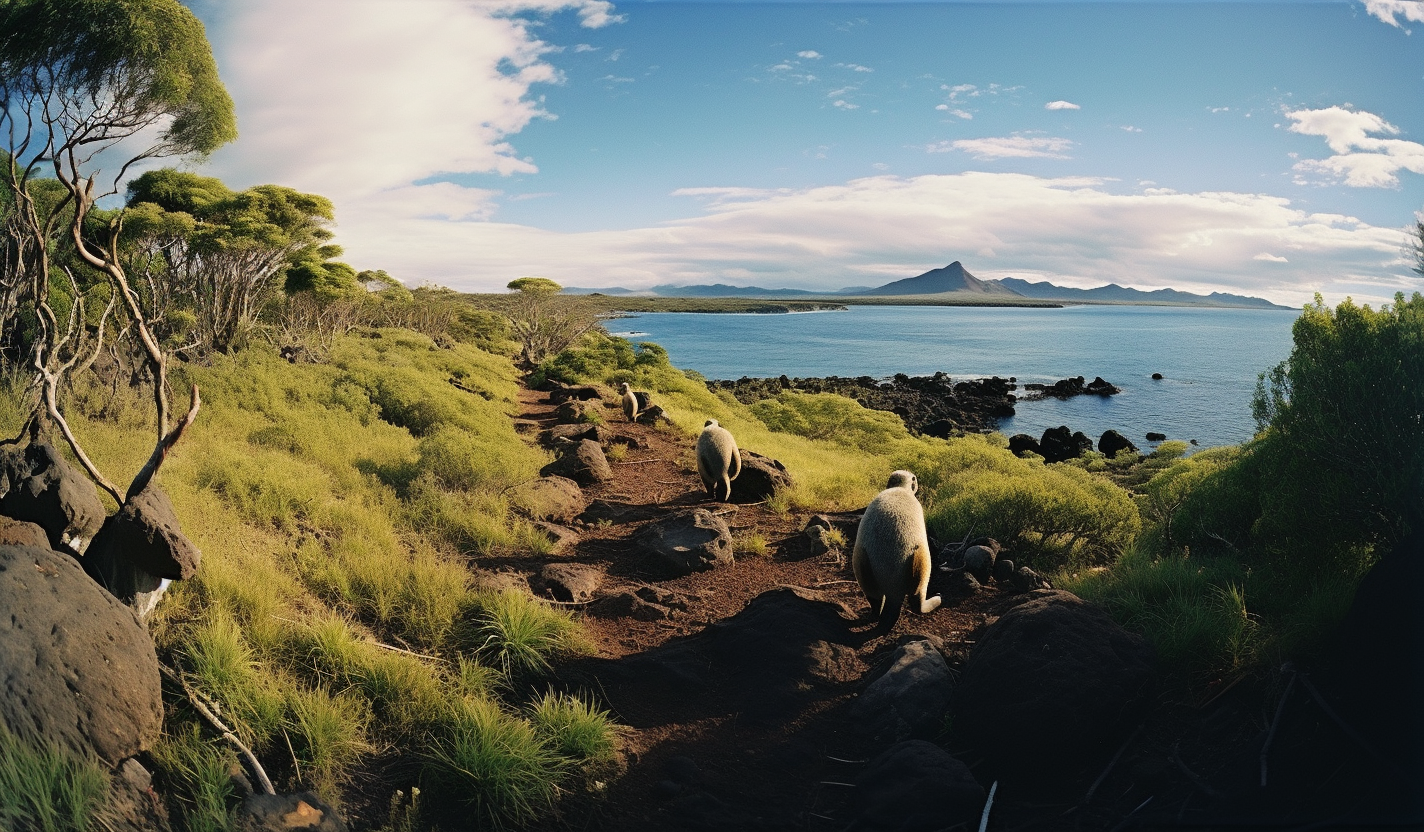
[1008,433,1041,458]
[85,483,201,618]
[852,639,956,743]
[540,439,612,485]
[845,740,984,832]
[0,544,163,766]
[953,589,1155,781]
[562,587,861,726]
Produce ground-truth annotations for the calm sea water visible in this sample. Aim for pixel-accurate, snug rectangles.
[607,305,1299,449]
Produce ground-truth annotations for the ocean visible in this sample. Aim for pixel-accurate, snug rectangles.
[606,304,1299,449]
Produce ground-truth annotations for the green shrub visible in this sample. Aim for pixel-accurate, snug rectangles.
[150,726,237,832]
[751,392,910,451]
[285,686,373,794]
[0,725,111,832]
[529,692,617,762]
[424,697,568,828]
[465,590,586,678]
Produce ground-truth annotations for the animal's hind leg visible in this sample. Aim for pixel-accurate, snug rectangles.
[852,545,885,618]
[910,544,942,614]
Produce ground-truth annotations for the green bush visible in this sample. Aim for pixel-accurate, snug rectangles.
[0,725,111,832]
[751,392,910,451]
[465,590,586,678]
[529,692,618,763]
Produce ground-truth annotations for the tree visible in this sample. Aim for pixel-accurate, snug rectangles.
[504,277,600,369]
[1252,292,1424,553]
[0,0,236,502]
[125,170,348,353]
[1411,215,1424,279]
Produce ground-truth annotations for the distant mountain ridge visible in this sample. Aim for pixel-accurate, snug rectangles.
[564,261,1289,309]
[992,277,1289,309]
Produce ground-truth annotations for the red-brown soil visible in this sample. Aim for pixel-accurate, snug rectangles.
[493,385,1414,832]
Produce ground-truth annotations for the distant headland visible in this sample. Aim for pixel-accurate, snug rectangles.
[566,261,1292,311]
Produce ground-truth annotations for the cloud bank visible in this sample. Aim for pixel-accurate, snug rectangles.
[1363,0,1424,28]
[351,173,1411,307]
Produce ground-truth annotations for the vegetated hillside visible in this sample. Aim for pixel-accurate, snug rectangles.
[994,276,1291,309]
[852,260,1022,296]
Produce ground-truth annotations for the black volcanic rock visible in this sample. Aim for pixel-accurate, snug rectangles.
[707,372,1016,436]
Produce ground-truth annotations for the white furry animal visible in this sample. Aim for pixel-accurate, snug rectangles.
[852,470,941,632]
[620,382,640,422]
[696,419,741,502]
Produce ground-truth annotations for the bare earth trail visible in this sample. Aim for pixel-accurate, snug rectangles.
[504,385,1006,832]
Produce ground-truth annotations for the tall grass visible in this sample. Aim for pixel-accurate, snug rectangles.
[465,590,588,678]
[0,726,110,832]
[150,726,237,832]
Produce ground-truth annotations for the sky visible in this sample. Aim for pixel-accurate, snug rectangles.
[186,0,1424,306]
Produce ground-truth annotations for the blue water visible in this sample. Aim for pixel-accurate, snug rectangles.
[607,305,1299,449]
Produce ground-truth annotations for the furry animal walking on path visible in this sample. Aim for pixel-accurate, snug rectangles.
[696,419,741,502]
[852,470,941,632]
[619,382,640,422]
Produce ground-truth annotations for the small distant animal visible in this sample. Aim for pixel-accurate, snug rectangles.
[696,419,741,502]
[619,382,640,422]
[853,470,941,632]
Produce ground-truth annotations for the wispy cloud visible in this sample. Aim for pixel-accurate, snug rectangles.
[935,105,973,119]
[1044,100,1080,111]
[1121,125,1142,133]
[928,136,1074,160]
[833,100,859,110]
[1286,105,1424,187]
[1253,252,1289,262]
[1362,0,1424,29]
[837,63,874,73]
[797,50,822,59]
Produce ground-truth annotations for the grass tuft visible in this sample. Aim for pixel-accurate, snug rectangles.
[465,590,587,678]
[529,692,618,762]
[0,725,111,832]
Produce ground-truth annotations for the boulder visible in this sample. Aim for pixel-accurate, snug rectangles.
[1038,425,1094,464]
[511,476,588,523]
[962,545,996,583]
[566,587,861,725]
[730,450,793,503]
[1151,372,1164,380]
[1008,433,1041,458]
[538,563,601,603]
[803,516,846,557]
[539,423,598,446]
[992,557,1016,584]
[533,520,580,553]
[539,439,612,486]
[844,741,984,832]
[0,515,50,549]
[236,791,348,832]
[1010,566,1052,593]
[852,639,956,743]
[0,544,163,766]
[0,442,105,552]
[1098,429,1139,458]
[554,399,598,424]
[91,485,200,580]
[635,508,733,575]
[953,590,1155,780]
[635,404,673,426]
[1145,431,1167,442]
[588,585,690,621]
[547,384,607,405]
[1085,376,1120,396]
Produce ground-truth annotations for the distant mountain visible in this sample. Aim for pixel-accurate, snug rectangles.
[854,261,1022,297]
[992,278,1289,309]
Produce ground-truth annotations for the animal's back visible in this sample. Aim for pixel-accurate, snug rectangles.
[857,487,927,578]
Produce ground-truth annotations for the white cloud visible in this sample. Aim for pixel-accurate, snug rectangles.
[797,50,822,59]
[385,173,1408,307]
[837,63,874,72]
[833,100,859,110]
[1363,0,1424,28]
[934,106,973,120]
[1121,125,1142,133]
[1044,100,1080,111]
[573,43,598,52]
[930,136,1075,160]
[1286,105,1424,187]
[1253,253,1289,263]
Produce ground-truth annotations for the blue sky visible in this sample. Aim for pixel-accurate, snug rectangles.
[191,0,1424,305]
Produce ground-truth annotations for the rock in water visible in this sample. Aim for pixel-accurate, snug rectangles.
[1098,429,1139,458]
[0,544,163,766]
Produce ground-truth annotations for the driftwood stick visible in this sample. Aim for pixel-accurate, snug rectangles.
[373,641,448,663]
[614,458,664,465]
[978,780,999,832]
[159,664,275,795]
[1260,668,1297,786]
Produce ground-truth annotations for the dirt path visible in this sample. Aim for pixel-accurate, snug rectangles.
[506,385,1010,831]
